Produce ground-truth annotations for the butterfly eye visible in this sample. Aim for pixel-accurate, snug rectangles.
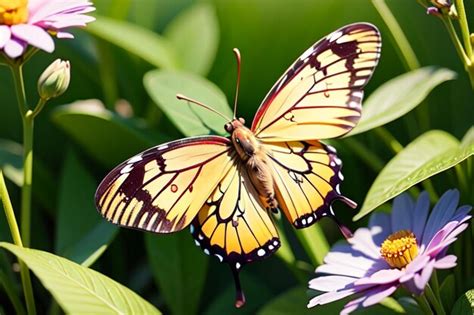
[225,123,232,132]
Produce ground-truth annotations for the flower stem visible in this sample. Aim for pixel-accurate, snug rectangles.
[341,138,384,172]
[414,294,434,315]
[425,284,446,315]
[0,171,36,315]
[454,0,472,58]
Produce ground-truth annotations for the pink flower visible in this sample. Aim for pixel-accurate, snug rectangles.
[0,0,95,58]
[308,189,472,314]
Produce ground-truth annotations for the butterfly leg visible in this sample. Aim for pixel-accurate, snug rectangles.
[230,265,246,308]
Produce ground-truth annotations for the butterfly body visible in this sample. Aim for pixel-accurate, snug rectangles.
[95,22,381,308]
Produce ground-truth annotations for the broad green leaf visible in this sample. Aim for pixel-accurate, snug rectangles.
[55,151,117,265]
[86,15,179,69]
[294,223,329,266]
[0,139,22,186]
[348,67,456,136]
[0,242,161,314]
[164,2,219,75]
[461,126,474,147]
[52,100,158,168]
[440,275,456,310]
[451,289,474,315]
[144,70,232,136]
[355,130,473,220]
[145,232,207,315]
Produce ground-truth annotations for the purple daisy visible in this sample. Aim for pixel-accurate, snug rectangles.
[0,0,95,58]
[308,189,472,314]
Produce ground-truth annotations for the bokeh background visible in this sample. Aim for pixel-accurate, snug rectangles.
[0,0,472,314]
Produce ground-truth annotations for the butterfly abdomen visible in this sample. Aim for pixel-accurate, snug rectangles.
[246,150,278,211]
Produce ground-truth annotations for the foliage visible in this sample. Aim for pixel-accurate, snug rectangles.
[0,1,473,314]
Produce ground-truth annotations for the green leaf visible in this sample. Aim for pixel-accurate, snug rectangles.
[164,2,219,75]
[86,15,179,69]
[52,100,158,169]
[0,242,161,314]
[294,223,329,266]
[0,138,22,186]
[55,151,117,265]
[355,130,473,220]
[348,67,456,136]
[145,232,208,315]
[144,70,232,136]
[440,275,456,311]
[451,289,474,315]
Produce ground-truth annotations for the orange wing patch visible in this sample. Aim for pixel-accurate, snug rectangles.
[252,23,381,142]
[265,140,355,228]
[95,136,234,233]
[191,163,280,268]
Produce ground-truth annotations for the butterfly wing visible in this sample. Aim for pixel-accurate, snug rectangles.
[264,140,355,230]
[95,136,234,233]
[251,23,381,142]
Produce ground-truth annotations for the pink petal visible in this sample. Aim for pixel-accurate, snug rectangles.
[362,285,398,307]
[11,24,54,53]
[414,259,435,290]
[434,255,457,269]
[355,268,403,286]
[0,26,11,48]
[308,288,356,307]
[56,32,74,39]
[399,255,431,283]
[309,275,356,292]
[4,39,26,58]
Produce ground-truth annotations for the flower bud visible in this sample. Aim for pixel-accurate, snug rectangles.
[37,59,70,100]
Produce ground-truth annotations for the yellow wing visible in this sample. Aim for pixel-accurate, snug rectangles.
[264,140,356,228]
[191,163,280,266]
[251,23,381,142]
[95,136,234,233]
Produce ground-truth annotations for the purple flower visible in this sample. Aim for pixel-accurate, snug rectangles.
[0,0,95,58]
[308,189,472,314]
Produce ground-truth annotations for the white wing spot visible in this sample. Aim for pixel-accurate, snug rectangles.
[335,157,342,165]
[120,164,134,174]
[194,240,200,247]
[348,101,359,108]
[328,31,343,43]
[302,218,307,225]
[204,249,210,255]
[236,262,241,269]
[330,161,336,167]
[352,91,363,99]
[327,145,337,153]
[307,216,313,224]
[198,234,204,240]
[269,244,274,250]
[336,184,341,194]
[158,144,169,150]
[215,254,223,262]
[257,249,266,257]
[128,155,143,164]
[273,240,279,246]
[338,172,344,180]
[190,225,194,234]
[300,46,314,60]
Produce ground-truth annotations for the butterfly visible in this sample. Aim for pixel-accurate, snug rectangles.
[95,22,381,308]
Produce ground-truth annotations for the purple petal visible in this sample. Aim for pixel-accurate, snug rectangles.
[308,288,356,307]
[413,191,430,241]
[453,205,472,221]
[391,193,415,233]
[422,190,459,246]
[355,268,403,286]
[0,26,11,48]
[434,255,457,269]
[349,228,380,259]
[362,285,398,307]
[400,255,431,283]
[11,24,54,53]
[425,222,469,257]
[318,249,380,278]
[309,275,356,292]
[414,259,435,291]
[56,32,74,39]
[29,1,95,24]
[369,213,391,245]
[4,39,26,58]
[341,296,365,315]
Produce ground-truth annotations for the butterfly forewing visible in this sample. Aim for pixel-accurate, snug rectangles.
[264,140,345,228]
[251,23,381,141]
[191,163,280,266]
[95,136,234,233]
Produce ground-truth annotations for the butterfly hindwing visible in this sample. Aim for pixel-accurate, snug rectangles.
[264,140,350,228]
[191,163,280,267]
[251,23,381,141]
[95,136,234,233]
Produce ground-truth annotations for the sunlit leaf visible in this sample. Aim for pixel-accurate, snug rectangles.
[0,243,161,314]
[52,100,159,168]
[56,151,117,265]
[164,2,219,75]
[145,232,207,315]
[451,289,474,315]
[348,67,456,136]
[355,130,473,220]
[144,70,232,136]
[86,15,179,69]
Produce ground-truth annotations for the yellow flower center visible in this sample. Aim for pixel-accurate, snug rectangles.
[380,230,418,269]
[0,0,28,25]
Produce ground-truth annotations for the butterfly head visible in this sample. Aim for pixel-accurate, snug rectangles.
[226,118,259,160]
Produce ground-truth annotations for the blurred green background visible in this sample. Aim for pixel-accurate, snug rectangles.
[0,0,473,314]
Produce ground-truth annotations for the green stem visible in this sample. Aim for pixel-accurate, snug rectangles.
[425,284,446,315]
[20,114,34,249]
[371,0,420,70]
[414,294,434,315]
[430,270,442,303]
[30,99,47,119]
[0,171,36,315]
[442,17,471,64]
[454,0,473,58]
[374,127,404,153]
[0,270,26,315]
[342,138,385,172]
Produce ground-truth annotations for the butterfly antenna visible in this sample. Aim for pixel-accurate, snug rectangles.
[176,94,231,122]
[232,48,242,119]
